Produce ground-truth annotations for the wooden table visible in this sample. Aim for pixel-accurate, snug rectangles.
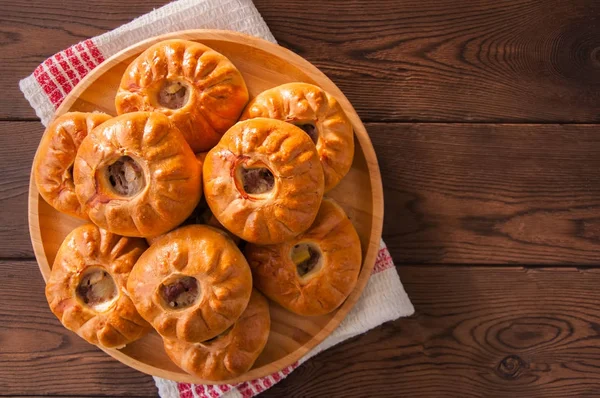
[3,0,600,396]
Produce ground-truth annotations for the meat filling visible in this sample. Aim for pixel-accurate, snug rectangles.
[160,276,199,309]
[158,81,188,109]
[76,269,118,310]
[241,167,275,194]
[292,243,321,277]
[295,123,318,144]
[106,156,144,196]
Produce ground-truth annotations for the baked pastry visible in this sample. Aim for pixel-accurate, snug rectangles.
[204,211,241,245]
[115,39,249,152]
[144,204,240,246]
[34,112,111,219]
[127,225,252,343]
[245,199,361,316]
[45,223,150,348]
[163,290,270,381]
[143,152,208,246]
[203,118,324,244]
[74,112,201,237]
[241,82,354,191]
[144,185,241,247]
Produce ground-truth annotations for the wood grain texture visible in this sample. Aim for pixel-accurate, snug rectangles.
[1,0,169,120]
[0,260,156,396]
[3,0,600,396]
[261,265,600,397]
[11,121,600,264]
[4,0,600,122]
[373,123,600,264]
[0,122,40,258]
[7,262,600,397]
[254,0,600,122]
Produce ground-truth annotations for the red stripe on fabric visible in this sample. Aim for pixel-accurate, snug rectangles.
[194,384,208,398]
[49,90,62,105]
[271,372,282,382]
[177,383,193,398]
[206,385,219,398]
[33,65,43,78]
[250,379,264,394]
[35,70,63,106]
[75,43,96,69]
[261,376,273,388]
[35,71,56,95]
[65,46,88,78]
[44,58,72,93]
[84,39,105,63]
[372,247,394,274]
[236,382,254,398]
[281,362,299,376]
[218,384,230,393]
[55,52,80,86]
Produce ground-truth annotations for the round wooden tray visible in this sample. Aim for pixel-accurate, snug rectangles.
[28,30,384,384]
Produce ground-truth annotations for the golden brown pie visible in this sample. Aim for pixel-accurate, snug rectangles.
[204,211,241,245]
[203,118,324,244]
[245,199,362,316]
[45,223,150,348]
[163,290,270,381]
[74,112,201,237]
[241,82,354,191]
[115,39,249,152]
[127,225,252,343]
[144,204,241,247]
[34,112,111,219]
[144,152,208,245]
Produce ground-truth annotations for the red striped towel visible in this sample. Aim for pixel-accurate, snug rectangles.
[19,1,414,396]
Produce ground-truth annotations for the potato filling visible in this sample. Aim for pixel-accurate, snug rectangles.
[292,243,321,277]
[295,123,318,144]
[76,268,118,311]
[106,156,144,196]
[241,167,275,194]
[160,276,199,309]
[158,81,188,109]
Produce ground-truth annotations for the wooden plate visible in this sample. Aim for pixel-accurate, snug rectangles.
[28,30,384,384]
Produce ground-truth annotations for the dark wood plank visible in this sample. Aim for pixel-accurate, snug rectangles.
[0,260,157,396]
[254,0,600,122]
[372,123,600,264]
[262,265,600,397]
[7,261,600,397]
[0,122,40,258]
[7,121,600,264]
[1,0,169,120]
[4,0,600,122]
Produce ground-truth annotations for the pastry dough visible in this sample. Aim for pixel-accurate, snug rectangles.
[163,290,270,381]
[144,203,240,246]
[144,152,208,246]
[45,224,150,348]
[245,199,361,316]
[127,225,252,343]
[203,118,324,244]
[115,39,249,152]
[241,82,354,191]
[34,112,111,219]
[74,112,201,237]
